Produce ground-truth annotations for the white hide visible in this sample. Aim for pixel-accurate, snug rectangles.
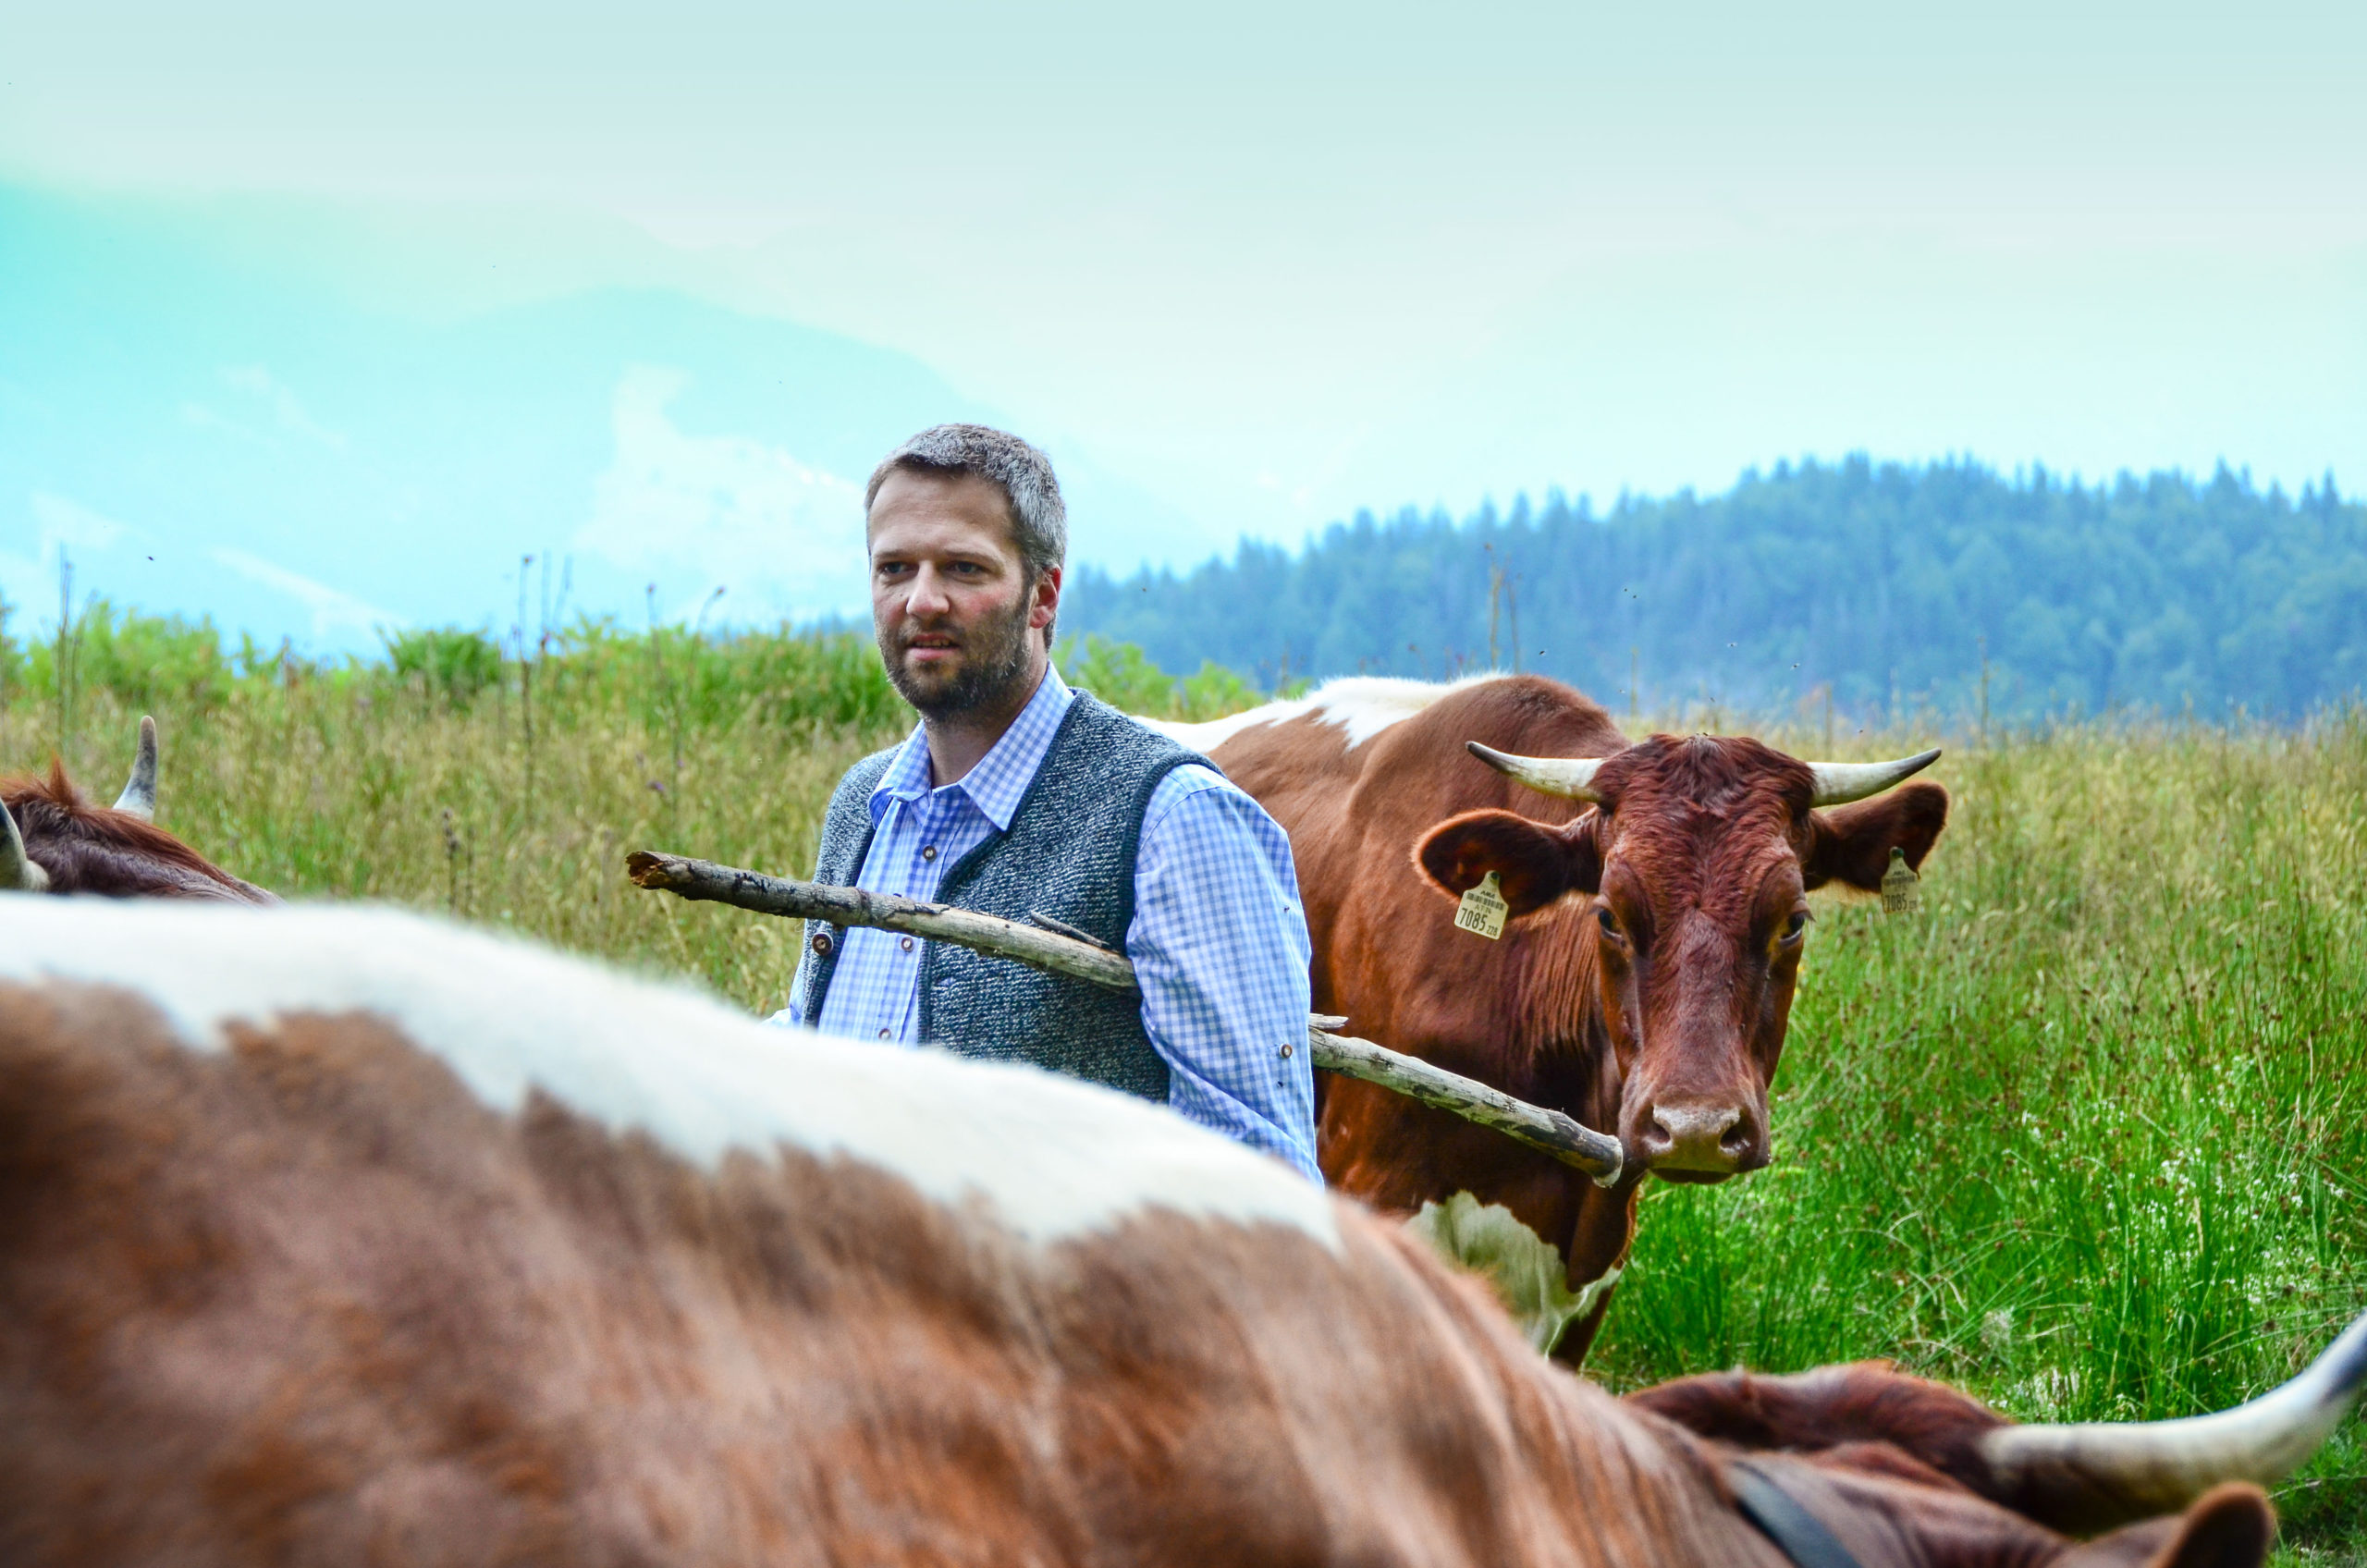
[0,900,1338,1249]
[1147,671,1513,753]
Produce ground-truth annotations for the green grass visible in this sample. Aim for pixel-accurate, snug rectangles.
[8,609,2363,1558]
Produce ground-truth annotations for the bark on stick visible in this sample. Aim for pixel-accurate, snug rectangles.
[627,849,1623,1185]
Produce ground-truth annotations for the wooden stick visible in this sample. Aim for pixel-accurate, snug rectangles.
[1303,1028,1624,1184]
[627,850,1624,1185]
[628,851,1137,989]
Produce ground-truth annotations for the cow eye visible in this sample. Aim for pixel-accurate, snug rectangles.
[1780,910,1810,943]
[1595,905,1622,939]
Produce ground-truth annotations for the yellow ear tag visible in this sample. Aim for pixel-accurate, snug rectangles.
[1454,871,1510,940]
[1880,847,1920,915]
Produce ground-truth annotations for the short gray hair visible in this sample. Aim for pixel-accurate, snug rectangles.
[865,423,1067,580]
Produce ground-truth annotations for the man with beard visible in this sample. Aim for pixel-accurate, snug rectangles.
[776,424,1319,1179]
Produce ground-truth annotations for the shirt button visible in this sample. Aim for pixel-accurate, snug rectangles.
[810,932,834,957]
[877,1028,890,1040]
[1280,1042,1294,1059]
[900,936,915,952]
[921,845,938,862]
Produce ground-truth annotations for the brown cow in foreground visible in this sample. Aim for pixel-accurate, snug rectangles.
[1159,674,1947,1361]
[2,900,2351,1568]
[2,717,273,902]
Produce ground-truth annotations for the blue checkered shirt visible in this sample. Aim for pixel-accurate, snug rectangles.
[770,667,1319,1181]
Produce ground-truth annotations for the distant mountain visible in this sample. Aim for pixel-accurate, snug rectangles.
[1064,458,2367,721]
[0,186,1203,652]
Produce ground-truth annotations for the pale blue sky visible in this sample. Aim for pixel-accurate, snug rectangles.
[2,2,2362,641]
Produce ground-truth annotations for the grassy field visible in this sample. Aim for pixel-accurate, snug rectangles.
[9,611,2364,1559]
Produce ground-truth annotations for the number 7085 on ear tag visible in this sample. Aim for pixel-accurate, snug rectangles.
[1453,871,1509,940]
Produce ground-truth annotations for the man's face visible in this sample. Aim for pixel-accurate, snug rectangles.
[868,469,1059,717]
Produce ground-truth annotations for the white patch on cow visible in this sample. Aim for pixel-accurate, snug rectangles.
[1145,671,1514,753]
[1141,696,1318,752]
[0,900,1339,1249]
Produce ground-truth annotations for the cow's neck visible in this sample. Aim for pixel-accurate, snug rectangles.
[1523,1383,1787,1567]
[1510,903,1620,1124]
[1502,912,1645,1365]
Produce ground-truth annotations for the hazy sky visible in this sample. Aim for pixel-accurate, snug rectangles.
[5,0,2363,547]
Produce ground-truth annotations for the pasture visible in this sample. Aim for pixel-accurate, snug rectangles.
[10,611,2364,1560]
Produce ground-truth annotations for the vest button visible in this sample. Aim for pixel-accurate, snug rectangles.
[810,931,834,957]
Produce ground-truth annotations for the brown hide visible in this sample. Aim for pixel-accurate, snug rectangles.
[0,966,1751,1568]
[3,764,273,902]
[1208,676,1946,1365]
[0,920,2274,1568]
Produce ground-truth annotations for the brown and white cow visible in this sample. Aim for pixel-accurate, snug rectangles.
[0,900,2347,1568]
[1159,674,1946,1361]
[3,716,274,902]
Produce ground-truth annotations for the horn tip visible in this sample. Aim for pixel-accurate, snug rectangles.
[116,715,161,820]
[2316,1305,2367,1406]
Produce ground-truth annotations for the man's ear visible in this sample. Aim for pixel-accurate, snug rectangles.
[1030,564,1062,635]
[2055,1485,2274,1568]
[1802,781,1949,892]
[1414,810,1601,917]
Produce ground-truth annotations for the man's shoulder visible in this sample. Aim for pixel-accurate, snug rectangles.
[838,746,902,793]
[1061,690,1203,755]
[812,745,907,881]
[1152,760,1239,802]
[1024,691,1208,794]
[827,746,904,818]
[1140,762,1282,844]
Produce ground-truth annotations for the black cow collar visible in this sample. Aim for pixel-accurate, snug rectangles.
[1727,1458,1869,1568]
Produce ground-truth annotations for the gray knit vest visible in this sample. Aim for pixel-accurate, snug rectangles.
[796,692,1214,1101]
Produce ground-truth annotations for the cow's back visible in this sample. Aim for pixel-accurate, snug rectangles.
[0,900,1735,1568]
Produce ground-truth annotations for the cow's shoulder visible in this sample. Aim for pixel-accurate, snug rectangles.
[1369,675,1626,768]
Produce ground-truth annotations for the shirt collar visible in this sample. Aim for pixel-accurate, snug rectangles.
[868,664,1075,832]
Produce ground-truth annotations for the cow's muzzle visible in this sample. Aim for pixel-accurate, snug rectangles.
[1635,1097,1766,1181]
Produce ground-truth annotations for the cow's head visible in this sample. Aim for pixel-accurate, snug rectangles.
[1415,733,1945,1182]
[2,717,275,902]
[1632,1305,2367,1568]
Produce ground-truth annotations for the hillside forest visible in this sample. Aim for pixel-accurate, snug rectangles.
[1063,458,2367,723]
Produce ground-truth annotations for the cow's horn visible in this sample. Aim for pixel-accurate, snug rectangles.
[115,715,159,820]
[1980,1305,2367,1534]
[1466,741,1606,802]
[1806,748,1942,806]
[1,802,48,892]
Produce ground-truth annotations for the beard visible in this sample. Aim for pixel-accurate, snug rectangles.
[877,584,1038,718]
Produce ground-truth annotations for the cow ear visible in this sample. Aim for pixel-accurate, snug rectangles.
[2054,1485,2274,1568]
[1801,781,1949,892]
[1415,810,1601,917]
